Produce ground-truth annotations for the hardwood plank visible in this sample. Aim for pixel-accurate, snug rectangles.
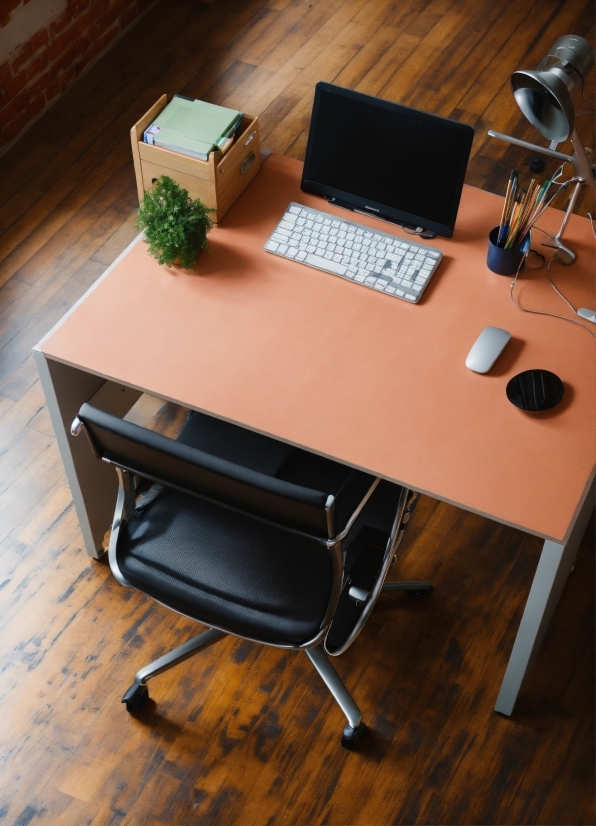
[0,425,53,498]
[0,0,593,823]
[240,0,318,68]
[258,42,362,153]
[3,163,137,288]
[0,259,106,383]
[0,393,14,419]
[90,210,139,267]
[257,0,365,73]
[0,355,42,402]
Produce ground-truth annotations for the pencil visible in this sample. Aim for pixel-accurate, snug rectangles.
[498,171,516,245]
[505,188,527,248]
[522,181,546,236]
[514,179,539,245]
[499,171,518,246]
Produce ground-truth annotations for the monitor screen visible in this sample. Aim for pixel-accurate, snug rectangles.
[301,83,474,238]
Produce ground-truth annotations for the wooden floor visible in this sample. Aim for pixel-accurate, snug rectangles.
[0,0,594,823]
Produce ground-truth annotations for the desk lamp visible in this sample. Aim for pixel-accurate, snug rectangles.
[489,35,595,264]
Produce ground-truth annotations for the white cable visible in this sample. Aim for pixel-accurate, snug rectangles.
[509,247,596,340]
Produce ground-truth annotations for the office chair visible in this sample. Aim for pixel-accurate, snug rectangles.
[72,403,432,748]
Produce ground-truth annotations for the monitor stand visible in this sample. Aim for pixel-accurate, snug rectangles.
[327,197,436,237]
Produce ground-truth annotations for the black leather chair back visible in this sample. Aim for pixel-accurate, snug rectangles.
[77,403,331,536]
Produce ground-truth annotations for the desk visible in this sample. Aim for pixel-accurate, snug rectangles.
[34,153,595,716]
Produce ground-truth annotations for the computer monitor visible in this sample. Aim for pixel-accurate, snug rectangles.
[301,83,474,238]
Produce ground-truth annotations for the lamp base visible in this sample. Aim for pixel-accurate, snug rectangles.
[541,236,576,264]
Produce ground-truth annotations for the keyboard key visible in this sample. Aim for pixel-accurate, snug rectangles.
[266,202,442,305]
[305,253,347,275]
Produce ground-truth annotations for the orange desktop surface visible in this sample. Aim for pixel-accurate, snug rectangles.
[40,154,595,543]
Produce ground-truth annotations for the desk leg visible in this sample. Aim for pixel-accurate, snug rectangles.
[34,352,142,558]
[494,478,595,715]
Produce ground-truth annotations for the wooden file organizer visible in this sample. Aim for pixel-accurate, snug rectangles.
[130,94,261,223]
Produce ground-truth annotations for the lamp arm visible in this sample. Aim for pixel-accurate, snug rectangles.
[488,129,595,192]
[487,130,577,164]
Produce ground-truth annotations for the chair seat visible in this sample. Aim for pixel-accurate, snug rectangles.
[118,488,333,645]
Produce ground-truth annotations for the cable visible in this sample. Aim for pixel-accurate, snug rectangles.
[509,248,596,339]
[401,225,437,239]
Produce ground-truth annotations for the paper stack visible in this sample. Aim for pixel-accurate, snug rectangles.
[144,95,243,160]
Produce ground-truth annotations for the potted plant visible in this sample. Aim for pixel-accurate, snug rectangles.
[136,175,214,270]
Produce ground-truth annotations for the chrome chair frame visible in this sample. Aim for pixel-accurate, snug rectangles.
[72,411,431,747]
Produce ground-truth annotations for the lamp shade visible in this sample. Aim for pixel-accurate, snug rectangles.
[511,35,594,142]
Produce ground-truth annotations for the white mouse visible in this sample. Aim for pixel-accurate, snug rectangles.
[466,326,511,373]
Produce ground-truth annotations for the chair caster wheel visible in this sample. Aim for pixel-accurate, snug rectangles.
[341,723,363,749]
[122,682,149,712]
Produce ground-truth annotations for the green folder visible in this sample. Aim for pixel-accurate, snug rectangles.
[145,96,243,160]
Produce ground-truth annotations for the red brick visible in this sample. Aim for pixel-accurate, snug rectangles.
[49,7,73,38]
[70,0,92,15]
[47,27,75,63]
[4,65,28,100]
[27,58,71,98]
[56,63,76,89]
[94,21,118,51]
[10,28,49,73]
[70,4,105,44]
[24,48,49,83]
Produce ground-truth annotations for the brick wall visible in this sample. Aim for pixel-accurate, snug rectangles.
[0,0,156,155]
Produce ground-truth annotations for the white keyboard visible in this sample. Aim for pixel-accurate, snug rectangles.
[264,203,443,303]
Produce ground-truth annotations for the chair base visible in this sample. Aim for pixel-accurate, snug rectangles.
[122,626,227,711]
[121,627,365,748]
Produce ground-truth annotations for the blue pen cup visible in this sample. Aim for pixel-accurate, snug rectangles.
[487,226,526,276]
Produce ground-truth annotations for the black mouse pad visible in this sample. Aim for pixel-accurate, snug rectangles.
[506,369,564,411]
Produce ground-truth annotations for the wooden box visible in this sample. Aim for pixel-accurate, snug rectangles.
[130,94,261,223]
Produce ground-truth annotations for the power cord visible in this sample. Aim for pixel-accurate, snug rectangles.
[401,224,437,240]
[509,242,596,339]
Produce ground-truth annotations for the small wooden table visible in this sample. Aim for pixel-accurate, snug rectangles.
[34,153,596,715]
